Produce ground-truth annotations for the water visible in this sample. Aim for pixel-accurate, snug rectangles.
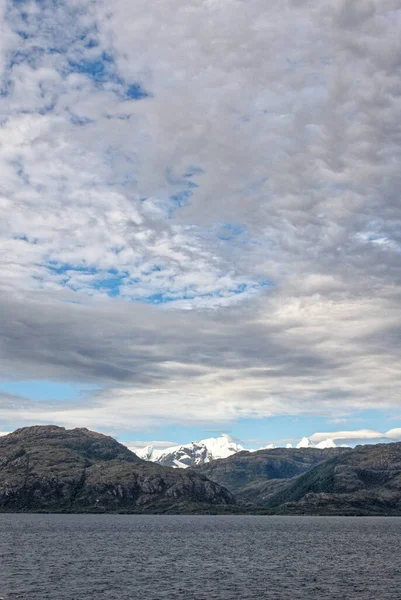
[0,514,400,599]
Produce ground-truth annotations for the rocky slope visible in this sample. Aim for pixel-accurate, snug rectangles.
[0,426,235,513]
[2,427,399,515]
[196,442,401,514]
[265,441,401,515]
[195,447,348,504]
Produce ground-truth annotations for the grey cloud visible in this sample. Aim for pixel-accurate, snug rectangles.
[0,391,30,411]
[0,0,400,429]
[0,280,400,429]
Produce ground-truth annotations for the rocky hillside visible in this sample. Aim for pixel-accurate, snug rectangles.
[0,426,235,513]
[195,447,348,504]
[265,441,401,515]
[195,443,401,515]
[2,427,400,515]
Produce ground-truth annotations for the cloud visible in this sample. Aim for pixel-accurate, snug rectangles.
[2,0,401,303]
[311,428,401,444]
[125,440,178,454]
[0,0,401,431]
[0,283,400,431]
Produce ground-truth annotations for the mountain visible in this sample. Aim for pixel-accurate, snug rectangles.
[2,427,400,514]
[195,447,348,504]
[0,426,235,513]
[265,441,401,515]
[134,434,244,468]
[296,437,338,449]
[195,442,401,515]
[315,438,337,449]
[296,437,316,448]
[133,435,347,468]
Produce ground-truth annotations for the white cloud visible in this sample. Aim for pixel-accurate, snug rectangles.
[311,428,401,444]
[0,0,401,431]
[381,428,401,440]
[2,0,400,303]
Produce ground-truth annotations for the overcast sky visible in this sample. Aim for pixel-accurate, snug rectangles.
[0,0,400,448]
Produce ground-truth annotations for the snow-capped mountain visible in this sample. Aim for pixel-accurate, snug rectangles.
[253,443,277,451]
[315,438,337,449]
[296,437,316,448]
[133,434,345,468]
[134,435,244,469]
[296,437,338,449]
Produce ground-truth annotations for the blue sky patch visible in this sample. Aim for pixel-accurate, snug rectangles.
[116,409,399,449]
[170,190,193,211]
[218,223,247,241]
[136,279,272,305]
[68,112,94,126]
[125,83,149,100]
[43,262,128,297]
[93,273,127,297]
[0,380,98,403]
[68,58,111,82]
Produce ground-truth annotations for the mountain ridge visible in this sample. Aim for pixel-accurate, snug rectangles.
[2,426,401,515]
[0,426,235,513]
[133,434,347,468]
[134,434,244,468]
[194,442,401,515]
[194,446,350,504]
[265,441,401,515]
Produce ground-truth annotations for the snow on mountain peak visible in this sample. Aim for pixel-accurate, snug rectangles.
[133,435,243,469]
[315,438,337,449]
[135,445,158,461]
[132,433,344,468]
[295,437,342,449]
[296,437,315,448]
[198,434,244,459]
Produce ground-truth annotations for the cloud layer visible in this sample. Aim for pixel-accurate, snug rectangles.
[0,0,400,432]
[310,428,401,445]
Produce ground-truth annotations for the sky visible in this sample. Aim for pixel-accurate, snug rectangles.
[0,0,401,450]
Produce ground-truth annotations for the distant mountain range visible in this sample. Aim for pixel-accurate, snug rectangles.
[134,435,245,468]
[195,443,401,515]
[195,446,347,505]
[295,436,350,449]
[2,426,400,515]
[133,435,347,468]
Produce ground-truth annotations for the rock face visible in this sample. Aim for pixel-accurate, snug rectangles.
[0,426,235,513]
[195,447,348,505]
[266,442,401,515]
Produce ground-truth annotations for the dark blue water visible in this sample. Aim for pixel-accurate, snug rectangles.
[0,514,400,599]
